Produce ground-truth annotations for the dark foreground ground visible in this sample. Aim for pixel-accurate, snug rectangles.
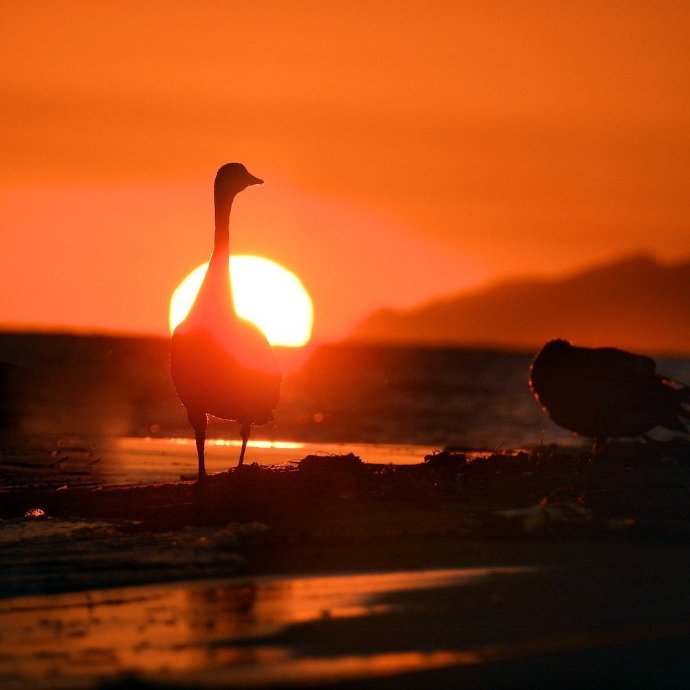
[2,441,690,688]
[4,441,690,560]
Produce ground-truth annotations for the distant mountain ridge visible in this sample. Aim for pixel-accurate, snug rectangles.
[349,254,690,355]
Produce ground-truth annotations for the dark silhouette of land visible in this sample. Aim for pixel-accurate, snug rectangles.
[350,254,690,355]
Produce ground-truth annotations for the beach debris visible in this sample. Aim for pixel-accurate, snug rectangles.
[423,449,468,471]
[497,501,593,535]
[298,453,363,474]
[606,517,637,531]
[221,521,271,545]
[297,453,364,496]
[463,451,532,475]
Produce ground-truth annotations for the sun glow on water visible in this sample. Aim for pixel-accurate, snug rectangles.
[169,255,313,347]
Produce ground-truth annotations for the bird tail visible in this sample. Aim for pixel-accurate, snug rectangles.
[662,378,690,432]
[662,377,690,399]
[678,386,690,403]
[674,392,690,434]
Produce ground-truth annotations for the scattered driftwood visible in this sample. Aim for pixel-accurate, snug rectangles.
[1,443,689,541]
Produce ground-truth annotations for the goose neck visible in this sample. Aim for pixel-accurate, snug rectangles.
[213,192,234,256]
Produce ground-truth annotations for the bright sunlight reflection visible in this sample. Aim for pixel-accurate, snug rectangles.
[169,255,313,347]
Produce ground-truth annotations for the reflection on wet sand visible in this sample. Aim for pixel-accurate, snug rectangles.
[0,437,442,491]
[0,568,524,689]
[3,564,690,689]
[108,436,439,485]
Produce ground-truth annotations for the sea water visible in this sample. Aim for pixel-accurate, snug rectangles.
[3,334,690,442]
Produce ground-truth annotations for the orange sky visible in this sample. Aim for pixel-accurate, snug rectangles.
[2,1,690,341]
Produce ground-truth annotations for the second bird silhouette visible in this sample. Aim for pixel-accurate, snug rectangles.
[530,339,689,450]
[171,163,282,481]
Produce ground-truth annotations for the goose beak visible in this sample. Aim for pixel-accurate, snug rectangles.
[248,173,263,186]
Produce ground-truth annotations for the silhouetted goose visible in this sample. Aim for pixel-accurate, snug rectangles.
[529,339,689,448]
[171,163,281,481]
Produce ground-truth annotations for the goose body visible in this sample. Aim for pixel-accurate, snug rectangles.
[170,163,281,480]
[529,339,690,446]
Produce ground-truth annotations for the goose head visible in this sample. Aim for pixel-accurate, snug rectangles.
[214,163,263,199]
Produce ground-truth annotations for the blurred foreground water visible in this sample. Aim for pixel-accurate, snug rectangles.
[2,557,689,689]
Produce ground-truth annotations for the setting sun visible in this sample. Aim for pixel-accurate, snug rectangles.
[169,255,313,347]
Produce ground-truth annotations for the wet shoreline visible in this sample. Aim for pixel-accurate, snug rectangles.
[2,440,690,687]
[3,556,690,689]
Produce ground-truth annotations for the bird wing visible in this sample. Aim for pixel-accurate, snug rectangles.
[530,341,686,438]
[578,347,689,435]
[588,346,657,377]
[171,320,281,425]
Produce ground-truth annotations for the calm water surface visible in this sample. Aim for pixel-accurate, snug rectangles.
[3,334,689,450]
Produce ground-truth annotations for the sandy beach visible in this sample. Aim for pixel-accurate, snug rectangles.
[2,438,690,688]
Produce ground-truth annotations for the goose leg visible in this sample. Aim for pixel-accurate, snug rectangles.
[189,411,208,482]
[238,423,251,467]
